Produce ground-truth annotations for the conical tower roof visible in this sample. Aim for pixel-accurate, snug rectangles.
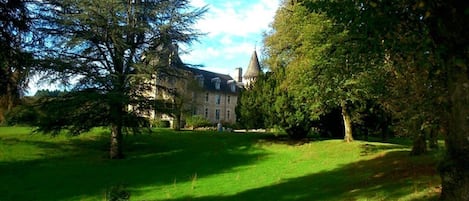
[243,50,261,78]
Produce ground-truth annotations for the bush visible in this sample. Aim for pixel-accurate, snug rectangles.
[151,120,170,128]
[5,104,39,126]
[185,115,211,129]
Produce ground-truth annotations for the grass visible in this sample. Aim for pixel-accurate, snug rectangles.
[0,127,442,201]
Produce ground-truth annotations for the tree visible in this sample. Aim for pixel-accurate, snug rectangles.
[35,0,205,159]
[0,0,34,123]
[266,0,468,199]
[264,0,384,141]
[423,1,469,199]
[236,73,275,130]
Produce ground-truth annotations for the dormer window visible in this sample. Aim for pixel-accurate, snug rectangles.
[212,77,221,90]
[195,75,204,87]
[228,80,236,92]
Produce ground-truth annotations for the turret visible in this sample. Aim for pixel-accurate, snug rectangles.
[243,50,261,87]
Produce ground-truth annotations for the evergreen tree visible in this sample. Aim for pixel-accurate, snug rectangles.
[236,73,276,130]
[35,0,205,159]
[0,0,34,123]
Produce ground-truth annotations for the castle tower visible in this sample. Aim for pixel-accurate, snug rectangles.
[243,50,261,88]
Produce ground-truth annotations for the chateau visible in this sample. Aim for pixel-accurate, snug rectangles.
[148,46,261,128]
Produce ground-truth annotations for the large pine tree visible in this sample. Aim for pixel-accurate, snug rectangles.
[0,0,33,123]
[35,0,205,159]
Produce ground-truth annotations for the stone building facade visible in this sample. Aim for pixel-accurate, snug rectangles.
[149,47,261,127]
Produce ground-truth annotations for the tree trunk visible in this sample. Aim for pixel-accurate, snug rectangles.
[411,132,427,156]
[440,72,469,201]
[110,123,124,159]
[173,113,181,131]
[342,102,353,142]
[429,125,439,150]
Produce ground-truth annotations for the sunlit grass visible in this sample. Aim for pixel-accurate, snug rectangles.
[0,127,441,201]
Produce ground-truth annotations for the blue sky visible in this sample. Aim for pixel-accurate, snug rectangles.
[181,0,280,75]
[28,0,280,95]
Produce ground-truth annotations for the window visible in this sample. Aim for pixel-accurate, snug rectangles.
[228,80,236,92]
[227,96,231,104]
[193,107,198,115]
[215,109,220,121]
[205,93,209,102]
[215,94,221,105]
[212,77,221,90]
[231,83,236,92]
[195,75,204,87]
[205,108,209,118]
[227,110,230,120]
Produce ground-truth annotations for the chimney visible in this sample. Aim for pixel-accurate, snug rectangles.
[233,67,243,83]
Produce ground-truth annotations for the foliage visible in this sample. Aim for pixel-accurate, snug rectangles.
[185,115,211,129]
[151,119,170,128]
[34,89,67,97]
[0,0,35,123]
[155,70,204,131]
[33,0,206,158]
[0,127,441,201]
[236,73,276,130]
[263,1,385,141]
[263,0,468,199]
[4,103,39,126]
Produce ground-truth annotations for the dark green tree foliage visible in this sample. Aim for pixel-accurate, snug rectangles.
[423,1,469,200]
[236,73,276,130]
[264,0,384,141]
[266,0,468,199]
[0,0,34,123]
[35,0,205,159]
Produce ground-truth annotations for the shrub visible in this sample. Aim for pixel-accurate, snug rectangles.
[185,115,211,129]
[5,104,39,126]
[151,120,170,128]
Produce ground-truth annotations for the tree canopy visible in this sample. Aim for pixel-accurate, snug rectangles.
[0,0,35,123]
[34,0,206,158]
[260,0,468,199]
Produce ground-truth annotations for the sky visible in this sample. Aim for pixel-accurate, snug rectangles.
[182,0,280,75]
[28,0,280,95]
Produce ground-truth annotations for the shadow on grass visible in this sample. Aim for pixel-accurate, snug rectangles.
[160,150,440,201]
[0,130,268,201]
[359,143,409,156]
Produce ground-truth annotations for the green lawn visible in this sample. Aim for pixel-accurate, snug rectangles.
[0,127,441,201]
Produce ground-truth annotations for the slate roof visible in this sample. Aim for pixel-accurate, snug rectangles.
[168,43,241,94]
[243,50,261,78]
[186,67,240,94]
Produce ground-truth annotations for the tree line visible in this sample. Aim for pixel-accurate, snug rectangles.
[236,0,468,200]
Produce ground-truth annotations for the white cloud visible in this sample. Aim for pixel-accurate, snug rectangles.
[194,0,280,37]
[190,0,208,8]
[182,0,280,75]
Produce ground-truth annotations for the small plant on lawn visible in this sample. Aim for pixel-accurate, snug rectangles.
[105,184,130,201]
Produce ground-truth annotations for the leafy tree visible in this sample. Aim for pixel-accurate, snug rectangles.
[35,0,205,159]
[266,0,468,199]
[0,0,34,123]
[264,0,384,141]
[154,70,203,131]
[423,1,469,199]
